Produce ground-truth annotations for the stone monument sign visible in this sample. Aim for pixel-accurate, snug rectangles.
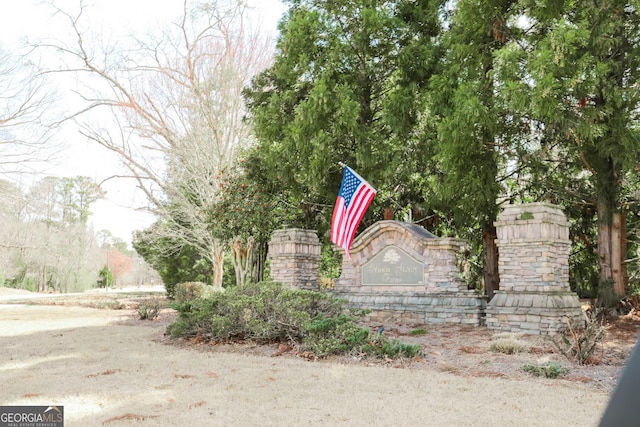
[332,220,486,325]
[266,202,586,334]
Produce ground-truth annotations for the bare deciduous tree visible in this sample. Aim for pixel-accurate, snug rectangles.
[38,0,275,288]
[0,46,58,176]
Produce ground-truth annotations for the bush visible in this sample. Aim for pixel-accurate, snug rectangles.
[303,314,370,356]
[167,281,345,342]
[97,265,113,288]
[302,314,421,358]
[165,282,177,300]
[552,316,607,365]
[523,362,568,379]
[174,282,218,303]
[362,335,422,359]
[166,281,421,360]
[138,298,161,320]
[166,298,219,338]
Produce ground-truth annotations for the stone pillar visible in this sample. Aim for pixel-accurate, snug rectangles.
[486,203,584,334]
[267,229,321,290]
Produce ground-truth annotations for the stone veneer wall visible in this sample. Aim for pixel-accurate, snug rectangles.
[332,221,486,326]
[267,229,321,290]
[486,203,584,334]
[335,292,487,326]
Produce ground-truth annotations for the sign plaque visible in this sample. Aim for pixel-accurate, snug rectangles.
[362,246,423,285]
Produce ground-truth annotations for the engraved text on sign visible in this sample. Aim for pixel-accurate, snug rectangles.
[362,246,423,285]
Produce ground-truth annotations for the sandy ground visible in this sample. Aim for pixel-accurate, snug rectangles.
[0,289,615,427]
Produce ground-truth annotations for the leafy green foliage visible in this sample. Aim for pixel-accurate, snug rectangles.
[5,266,37,292]
[364,336,422,359]
[97,265,113,288]
[319,244,342,279]
[523,1,640,296]
[167,281,345,342]
[523,362,568,379]
[133,227,211,299]
[240,0,640,302]
[302,314,422,358]
[167,281,421,359]
[208,153,283,244]
[173,282,216,304]
[244,0,444,238]
[303,314,371,356]
[207,152,293,284]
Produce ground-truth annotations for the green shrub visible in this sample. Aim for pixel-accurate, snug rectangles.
[362,335,422,359]
[303,314,370,356]
[302,313,421,358]
[174,282,217,304]
[523,362,568,379]
[97,265,113,288]
[165,282,177,300]
[167,298,219,338]
[167,281,345,342]
[410,328,428,336]
[166,281,421,360]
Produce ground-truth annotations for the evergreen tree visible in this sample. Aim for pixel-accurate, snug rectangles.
[525,0,640,297]
[244,0,444,238]
[428,0,523,298]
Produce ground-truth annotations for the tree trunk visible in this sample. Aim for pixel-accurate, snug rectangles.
[252,241,267,283]
[483,224,499,300]
[40,266,46,293]
[611,212,625,296]
[230,236,255,287]
[620,210,629,291]
[211,239,225,290]
[599,205,628,297]
[597,202,613,284]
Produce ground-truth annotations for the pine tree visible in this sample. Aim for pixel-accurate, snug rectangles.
[525,0,640,297]
[244,0,444,235]
[428,0,523,299]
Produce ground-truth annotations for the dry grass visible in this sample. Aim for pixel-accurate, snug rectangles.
[489,332,531,354]
[0,288,632,426]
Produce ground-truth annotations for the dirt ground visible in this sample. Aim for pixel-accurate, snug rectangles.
[1,287,636,426]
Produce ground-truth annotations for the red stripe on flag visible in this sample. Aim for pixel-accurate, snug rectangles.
[330,167,376,258]
[341,185,375,250]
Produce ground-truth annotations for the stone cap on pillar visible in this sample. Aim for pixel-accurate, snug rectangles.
[494,202,569,241]
[268,228,321,259]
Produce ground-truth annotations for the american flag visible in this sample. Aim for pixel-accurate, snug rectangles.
[330,166,377,259]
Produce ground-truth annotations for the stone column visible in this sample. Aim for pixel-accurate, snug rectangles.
[267,229,321,290]
[486,203,584,334]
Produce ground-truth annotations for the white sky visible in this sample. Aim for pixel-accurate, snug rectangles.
[0,0,288,244]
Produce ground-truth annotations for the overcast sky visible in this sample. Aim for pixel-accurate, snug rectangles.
[0,0,288,244]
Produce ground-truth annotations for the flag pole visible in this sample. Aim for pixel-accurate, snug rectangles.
[338,161,346,168]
